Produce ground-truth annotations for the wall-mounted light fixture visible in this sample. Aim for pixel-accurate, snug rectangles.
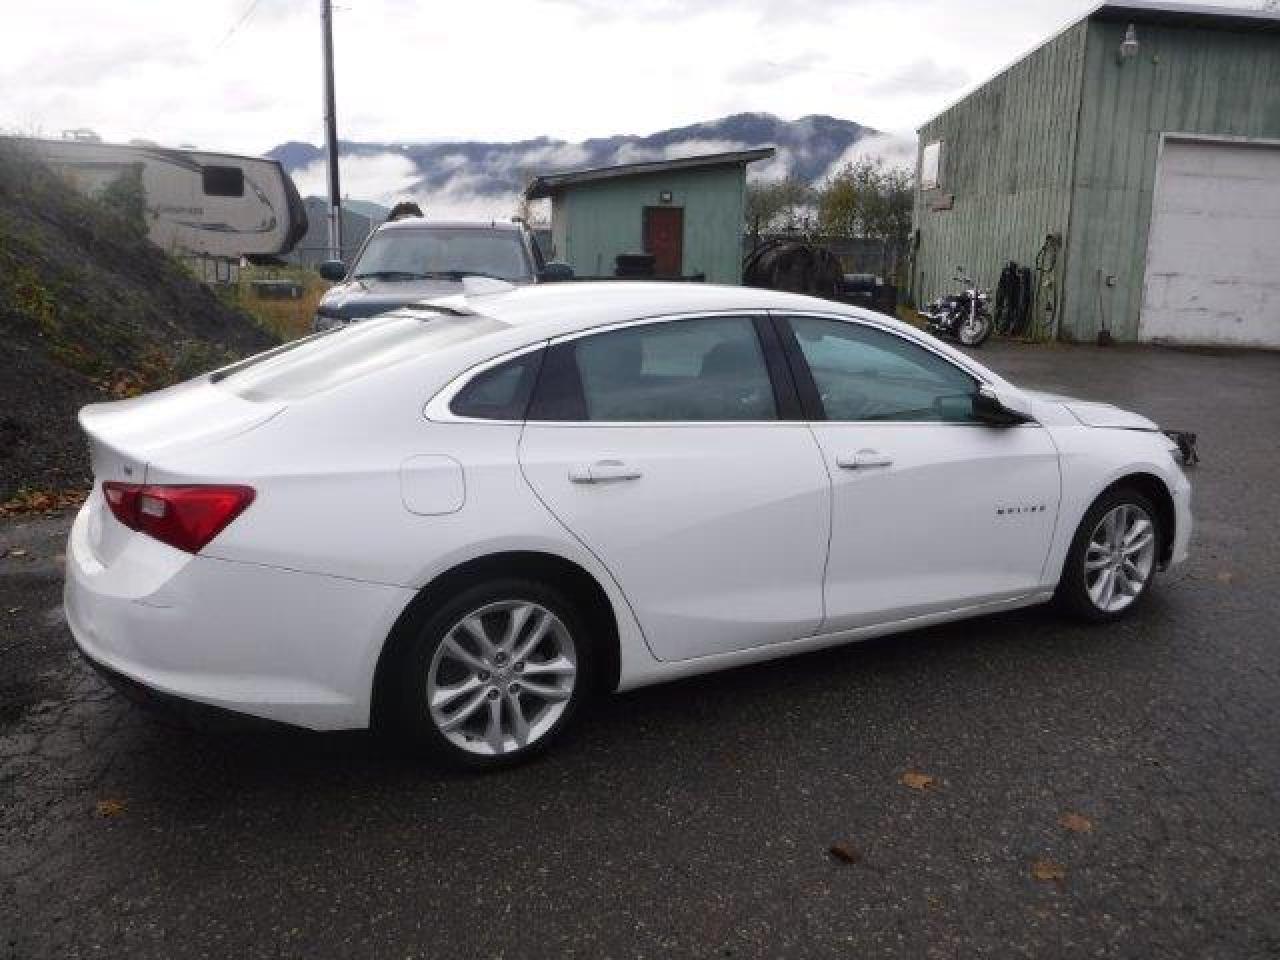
[1118,23,1140,62]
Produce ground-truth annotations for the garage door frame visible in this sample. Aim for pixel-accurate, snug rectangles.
[1139,132,1280,347]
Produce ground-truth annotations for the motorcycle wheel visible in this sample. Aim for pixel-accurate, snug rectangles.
[958,310,993,347]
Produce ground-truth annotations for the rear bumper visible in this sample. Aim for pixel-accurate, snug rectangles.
[73,634,296,732]
[64,501,414,731]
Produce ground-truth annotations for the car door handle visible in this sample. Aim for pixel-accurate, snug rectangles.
[569,460,643,484]
[836,449,894,470]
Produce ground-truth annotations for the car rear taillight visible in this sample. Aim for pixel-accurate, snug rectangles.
[102,482,255,554]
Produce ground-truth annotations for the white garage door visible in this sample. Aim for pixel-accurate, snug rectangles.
[1140,138,1280,347]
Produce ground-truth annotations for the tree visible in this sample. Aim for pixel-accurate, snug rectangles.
[817,157,915,281]
[745,177,815,239]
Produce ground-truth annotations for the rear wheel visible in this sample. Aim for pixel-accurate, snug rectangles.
[1056,487,1160,622]
[395,579,592,769]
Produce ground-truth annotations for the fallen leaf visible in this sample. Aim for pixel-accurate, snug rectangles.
[1031,858,1066,884]
[95,798,126,818]
[926,894,942,910]
[1059,812,1093,833]
[900,771,936,791]
[828,843,860,864]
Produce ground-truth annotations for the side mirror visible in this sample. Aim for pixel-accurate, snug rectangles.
[539,261,574,283]
[317,259,347,282]
[974,385,1035,425]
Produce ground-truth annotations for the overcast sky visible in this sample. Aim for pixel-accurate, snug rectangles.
[0,0,1256,154]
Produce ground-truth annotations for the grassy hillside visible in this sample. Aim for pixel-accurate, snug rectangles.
[0,139,279,501]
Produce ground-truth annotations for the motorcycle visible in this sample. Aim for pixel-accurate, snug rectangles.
[921,269,994,347]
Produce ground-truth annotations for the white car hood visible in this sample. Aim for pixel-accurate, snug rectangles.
[1022,390,1159,431]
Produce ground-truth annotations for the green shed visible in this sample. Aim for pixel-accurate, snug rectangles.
[526,148,774,286]
[912,1,1280,346]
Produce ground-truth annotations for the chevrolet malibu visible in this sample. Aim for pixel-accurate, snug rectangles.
[65,282,1192,768]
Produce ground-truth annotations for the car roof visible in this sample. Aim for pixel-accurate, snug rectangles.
[390,281,1004,386]
[376,218,525,233]
[397,281,850,333]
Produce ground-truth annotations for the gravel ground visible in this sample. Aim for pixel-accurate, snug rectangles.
[1,341,1277,959]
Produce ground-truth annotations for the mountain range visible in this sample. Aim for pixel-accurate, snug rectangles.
[268,113,907,219]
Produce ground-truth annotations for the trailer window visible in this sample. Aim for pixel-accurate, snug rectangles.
[203,165,245,197]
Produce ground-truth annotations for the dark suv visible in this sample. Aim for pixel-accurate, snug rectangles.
[313,218,571,331]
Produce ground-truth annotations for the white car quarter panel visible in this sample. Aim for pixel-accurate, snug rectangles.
[65,503,413,729]
[399,454,465,515]
[519,423,831,661]
[810,422,1061,631]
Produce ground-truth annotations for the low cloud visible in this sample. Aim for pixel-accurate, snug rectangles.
[293,151,420,204]
[819,133,918,181]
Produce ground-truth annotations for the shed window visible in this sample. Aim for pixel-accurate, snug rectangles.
[202,165,245,197]
[920,141,942,191]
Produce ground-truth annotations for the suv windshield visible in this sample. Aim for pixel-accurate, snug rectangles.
[352,227,534,283]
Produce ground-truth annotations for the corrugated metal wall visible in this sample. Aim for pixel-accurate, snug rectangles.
[1065,19,1280,340]
[912,22,1087,326]
[553,166,747,284]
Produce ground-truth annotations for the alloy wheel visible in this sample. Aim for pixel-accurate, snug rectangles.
[426,600,577,756]
[1084,503,1156,613]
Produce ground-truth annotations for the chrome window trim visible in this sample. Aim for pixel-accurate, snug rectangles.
[425,307,1037,428]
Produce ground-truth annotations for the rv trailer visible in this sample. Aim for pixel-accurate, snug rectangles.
[18,136,307,282]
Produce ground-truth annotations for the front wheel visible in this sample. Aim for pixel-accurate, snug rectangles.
[395,579,593,769]
[957,307,993,346]
[1056,487,1161,622]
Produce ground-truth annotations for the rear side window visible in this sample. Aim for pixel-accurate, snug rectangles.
[450,350,544,420]
[202,165,244,197]
[530,316,776,422]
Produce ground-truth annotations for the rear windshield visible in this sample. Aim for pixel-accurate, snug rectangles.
[212,313,506,402]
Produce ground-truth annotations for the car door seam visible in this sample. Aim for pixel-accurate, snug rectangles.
[515,420,663,662]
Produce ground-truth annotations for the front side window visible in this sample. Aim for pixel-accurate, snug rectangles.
[352,228,534,283]
[787,317,978,423]
[532,316,777,422]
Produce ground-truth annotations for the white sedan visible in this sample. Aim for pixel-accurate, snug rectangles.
[65,282,1192,768]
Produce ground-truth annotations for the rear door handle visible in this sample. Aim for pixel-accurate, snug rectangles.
[569,460,643,484]
[836,449,894,470]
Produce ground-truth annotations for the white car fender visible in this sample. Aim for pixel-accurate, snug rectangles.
[1040,423,1187,586]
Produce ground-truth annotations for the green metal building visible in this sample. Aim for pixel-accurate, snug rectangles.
[912,1,1280,346]
[526,149,774,285]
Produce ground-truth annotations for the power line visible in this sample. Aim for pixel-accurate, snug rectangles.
[214,0,265,51]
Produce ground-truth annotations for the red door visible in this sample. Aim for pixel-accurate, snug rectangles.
[643,206,684,278]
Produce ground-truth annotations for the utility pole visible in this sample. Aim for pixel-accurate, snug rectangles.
[320,0,343,262]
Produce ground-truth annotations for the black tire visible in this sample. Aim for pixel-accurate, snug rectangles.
[958,308,993,347]
[393,578,594,770]
[1055,486,1161,623]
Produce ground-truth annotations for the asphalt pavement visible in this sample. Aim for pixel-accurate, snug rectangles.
[2,341,1278,959]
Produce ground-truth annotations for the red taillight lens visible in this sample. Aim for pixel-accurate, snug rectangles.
[101,482,255,553]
